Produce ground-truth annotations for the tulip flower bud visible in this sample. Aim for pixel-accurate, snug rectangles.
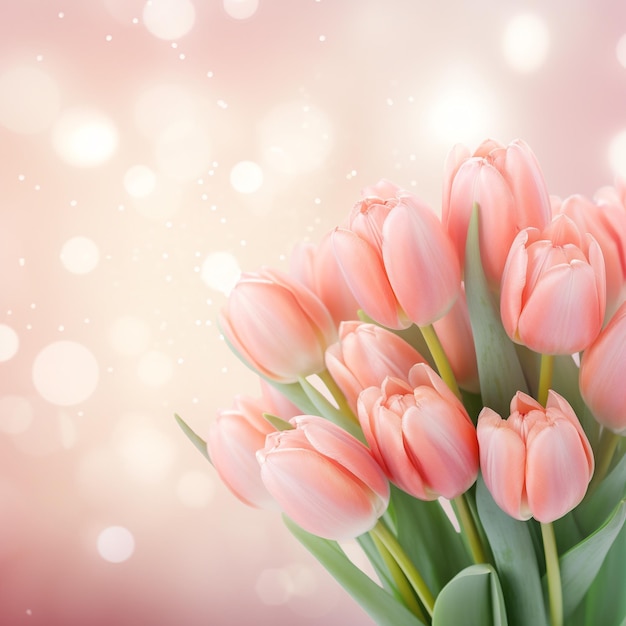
[357,363,479,501]
[500,214,606,354]
[257,415,389,540]
[219,268,337,383]
[477,391,594,523]
[580,301,626,435]
[325,321,427,413]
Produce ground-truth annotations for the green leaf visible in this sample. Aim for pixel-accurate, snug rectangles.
[554,499,626,620]
[433,563,508,626]
[476,476,549,626]
[262,412,294,431]
[174,414,211,464]
[283,515,427,626]
[464,204,528,415]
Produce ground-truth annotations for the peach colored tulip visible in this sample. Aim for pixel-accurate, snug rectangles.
[500,214,606,354]
[219,268,337,383]
[443,138,552,287]
[325,321,427,413]
[357,363,479,500]
[257,415,389,540]
[290,231,361,326]
[556,193,626,318]
[580,301,626,435]
[208,394,278,509]
[477,391,594,522]
[332,188,460,328]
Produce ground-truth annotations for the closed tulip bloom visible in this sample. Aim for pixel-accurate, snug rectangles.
[357,363,479,501]
[580,301,626,435]
[257,415,389,540]
[443,139,552,287]
[325,321,427,412]
[477,391,594,522]
[500,214,606,354]
[219,268,337,383]
[208,394,278,509]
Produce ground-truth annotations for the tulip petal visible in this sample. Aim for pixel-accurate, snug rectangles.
[500,230,530,342]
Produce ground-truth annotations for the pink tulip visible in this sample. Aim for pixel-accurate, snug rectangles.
[556,193,626,318]
[500,214,606,354]
[357,363,479,500]
[477,391,594,522]
[257,415,389,540]
[290,231,361,326]
[325,321,427,412]
[219,268,337,383]
[443,139,552,287]
[332,187,461,328]
[580,301,626,435]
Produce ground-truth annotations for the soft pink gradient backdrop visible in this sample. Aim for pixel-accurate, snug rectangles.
[1,1,625,624]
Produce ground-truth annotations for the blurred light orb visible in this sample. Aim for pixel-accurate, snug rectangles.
[0,325,19,361]
[617,34,626,70]
[52,108,119,167]
[177,470,216,507]
[0,395,33,434]
[60,236,100,274]
[33,341,99,406]
[258,102,333,175]
[155,121,213,182]
[97,526,135,563]
[223,0,259,20]
[137,350,173,386]
[142,0,196,40]
[109,315,152,356]
[230,160,264,193]
[124,165,157,198]
[609,130,626,177]
[0,66,61,133]
[503,14,550,73]
[201,251,241,295]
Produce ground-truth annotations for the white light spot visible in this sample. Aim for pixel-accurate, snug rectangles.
[0,325,19,361]
[201,251,241,295]
[123,165,157,198]
[223,0,258,19]
[609,130,626,178]
[60,236,100,274]
[143,0,196,40]
[32,341,99,406]
[176,470,216,507]
[503,14,550,73]
[137,350,173,386]
[52,108,118,167]
[230,160,263,193]
[109,316,152,356]
[617,34,626,69]
[0,395,34,434]
[0,66,61,134]
[97,526,135,563]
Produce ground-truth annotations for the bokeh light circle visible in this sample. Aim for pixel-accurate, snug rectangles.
[223,0,259,20]
[109,316,152,356]
[0,325,19,361]
[124,165,157,198]
[609,129,626,178]
[0,66,61,133]
[230,160,264,193]
[60,236,100,274]
[97,526,135,563]
[32,341,99,406]
[201,251,241,295]
[52,108,119,167]
[0,395,34,434]
[142,0,196,40]
[502,14,550,73]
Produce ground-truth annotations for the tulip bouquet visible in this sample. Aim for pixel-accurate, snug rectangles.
[178,139,626,626]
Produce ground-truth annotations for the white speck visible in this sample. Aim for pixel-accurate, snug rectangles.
[386,98,393,106]
[70,199,77,207]
[171,42,178,49]
[36,55,43,62]
[217,99,228,109]
[105,35,113,42]
[34,184,41,191]
[30,303,36,310]
[58,325,65,332]
[132,17,139,24]
[319,35,326,42]
[207,71,214,78]
[18,258,25,267]
[314,197,321,204]
[58,11,64,18]
[18,174,25,181]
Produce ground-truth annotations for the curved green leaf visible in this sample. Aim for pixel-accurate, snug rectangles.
[283,515,426,626]
[433,564,508,626]
[175,414,211,463]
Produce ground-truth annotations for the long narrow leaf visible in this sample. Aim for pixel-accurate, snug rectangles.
[175,414,211,463]
[284,515,426,626]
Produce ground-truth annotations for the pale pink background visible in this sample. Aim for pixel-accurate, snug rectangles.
[1,1,625,625]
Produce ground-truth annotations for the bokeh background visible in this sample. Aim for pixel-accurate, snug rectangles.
[2,1,626,624]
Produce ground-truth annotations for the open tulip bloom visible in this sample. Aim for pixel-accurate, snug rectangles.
[178,138,626,626]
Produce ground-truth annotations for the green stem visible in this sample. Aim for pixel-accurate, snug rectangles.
[589,428,622,493]
[370,532,426,622]
[318,368,359,423]
[537,353,554,407]
[419,324,461,399]
[541,521,563,626]
[453,495,488,564]
[371,520,435,617]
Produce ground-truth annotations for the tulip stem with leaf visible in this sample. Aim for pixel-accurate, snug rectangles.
[589,428,622,492]
[317,368,359,423]
[453,494,488,565]
[419,323,461,399]
[541,521,563,626]
[537,353,555,407]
